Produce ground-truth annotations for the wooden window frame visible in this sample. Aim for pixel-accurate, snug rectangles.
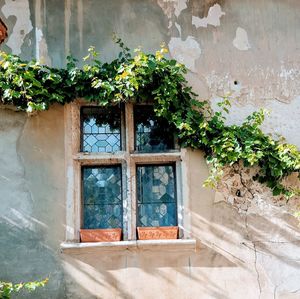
[64,99,189,242]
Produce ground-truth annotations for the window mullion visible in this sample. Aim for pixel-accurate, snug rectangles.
[131,152,181,164]
[125,103,137,240]
[125,102,134,153]
[127,161,137,240]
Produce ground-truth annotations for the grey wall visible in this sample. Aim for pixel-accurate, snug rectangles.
[0,106,65,298]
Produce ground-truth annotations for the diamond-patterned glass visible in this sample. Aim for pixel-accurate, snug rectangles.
[82,166,122,229]
[134,106,175,152]
[81,107,121,152]
[137,165,177,227]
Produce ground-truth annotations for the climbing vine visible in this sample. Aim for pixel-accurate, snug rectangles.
[0,278,48,298]
[0,39,299,197]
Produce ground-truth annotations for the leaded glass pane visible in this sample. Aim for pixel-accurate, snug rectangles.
[137,165,177,227]
[82,166,122,229]
[81,107,121,152]
[134,106,175,152]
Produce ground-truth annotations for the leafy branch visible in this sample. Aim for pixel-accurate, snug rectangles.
[0,278,48,298]
[0,41,299,197]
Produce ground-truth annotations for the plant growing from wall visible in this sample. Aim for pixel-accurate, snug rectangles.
[0,40,299,198]
[0,278,48,298]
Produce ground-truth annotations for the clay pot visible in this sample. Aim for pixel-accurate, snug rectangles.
[137,226,178,240]
[80,228,122,242]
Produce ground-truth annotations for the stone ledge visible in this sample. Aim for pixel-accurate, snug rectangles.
[60,239,197,254]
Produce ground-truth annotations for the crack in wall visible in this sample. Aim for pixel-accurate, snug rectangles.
[253,240,300,244]
[253,241,262,299]
[245,215,262,299]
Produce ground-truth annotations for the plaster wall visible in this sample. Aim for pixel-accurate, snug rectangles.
[0,1,299,299]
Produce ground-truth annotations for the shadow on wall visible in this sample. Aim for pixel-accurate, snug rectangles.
[0,220,65,299]
[60,151,236,299]
[60,151,300,299]
[62,246,235,299]
[0,108,299,298]
[0,106,67,299]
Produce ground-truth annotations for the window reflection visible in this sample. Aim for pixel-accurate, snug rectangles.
[82,166,123,229]
[134,106,175,152]
[137,164,177,227]
[81,106,121,152]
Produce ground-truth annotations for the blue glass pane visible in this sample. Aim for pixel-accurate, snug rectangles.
[134,106,175,152]
[81,107,121,153]
[82,166,122,229]
[137,165,177,227]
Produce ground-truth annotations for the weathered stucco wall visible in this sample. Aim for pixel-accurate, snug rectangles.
[0,1,299,299]
[0,106,65,298]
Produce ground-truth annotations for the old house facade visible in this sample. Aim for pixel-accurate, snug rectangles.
[0,1,299,298]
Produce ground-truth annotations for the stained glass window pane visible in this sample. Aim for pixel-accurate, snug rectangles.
[137,164,177,227]
[81,107,121,152]
[134,106,175,152]
[82,166,122,229]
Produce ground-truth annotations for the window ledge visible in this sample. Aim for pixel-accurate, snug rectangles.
[60,239,197,254]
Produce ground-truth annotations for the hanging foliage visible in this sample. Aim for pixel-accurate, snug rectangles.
[0,39,299,197]
[0,278,48,298]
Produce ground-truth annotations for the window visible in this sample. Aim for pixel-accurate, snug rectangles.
[82,165,123,229]
[136,164,177,227]
[64,100,186,242]
[134,105,175,152]
[81,106,122,153]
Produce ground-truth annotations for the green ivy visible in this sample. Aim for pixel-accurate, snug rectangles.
[0,278,48,298]
[0,40,299,197]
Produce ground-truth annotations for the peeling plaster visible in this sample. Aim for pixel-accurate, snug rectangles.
[192,4,225,28]
[35,28,50,64]
[211,96,300,146]
[156,0,187,28]
[157,0,188,18]
[64,0,72,55]
[34,0,50,64]
[35,28,43,59]
[156,0,174,28]
[216,162,300,219]
[174,0,188,18]
[2,0,33,55]
[156,0,174,20]
[205,65,300,105]
[233,27,251,51]
[174,22,181,36]
[77,0,84,51]
[168,36,201,72]
[279,66,298,81]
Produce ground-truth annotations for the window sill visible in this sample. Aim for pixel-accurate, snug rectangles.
[60,239,197,254]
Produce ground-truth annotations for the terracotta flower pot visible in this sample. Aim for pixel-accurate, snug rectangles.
[137,226,178,240]
[80,228,122,242]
